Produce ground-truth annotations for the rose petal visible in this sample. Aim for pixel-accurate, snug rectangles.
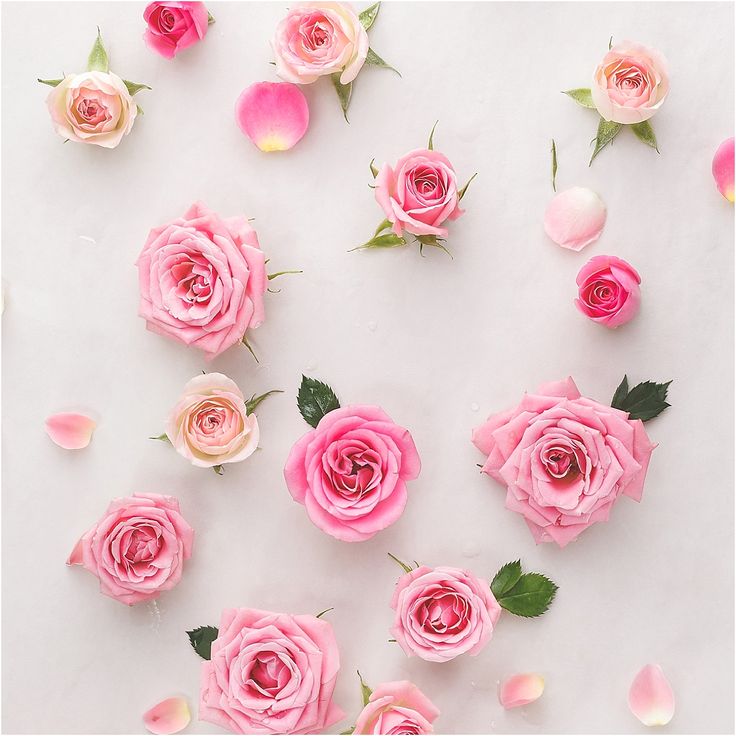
[44,412,96,450]
[544,187,607,251]
[143,696,191,735]
[628,664,675,726]
[712,137,734,203]
[235,81,309,152]
[498,673,545,709]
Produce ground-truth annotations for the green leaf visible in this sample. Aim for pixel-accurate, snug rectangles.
[330,73,352,122]
[373,218,391,236]
[387,552,413,574]
[365,47,400,75]
[496,572,558,618]
[207,11,216,24]
[315,607,334,619]
[87,28,109,73]
[610,378,672,421]
[630,120,659,152]
[590,117,623,165]
[357,671,373,707]
[551,139,558,192]
[123,80,151,96]
[245,389,283,415]
[213,464,224,475]
[38,78,63,87]
[458,172,477,201]
[149,433,170,443]
[187,626,218,659]
[427,120,438,150]
[563,88,595,108]
[415,235,452,259]
[490,559,522,598]
[297,375,340,428]
[350,233,406,251]
[359,2,380,30]
[268,269,303,280]
[241,335,259,363]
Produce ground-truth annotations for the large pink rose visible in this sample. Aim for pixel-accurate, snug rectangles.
[143,1,209,59]
[390,566,502,663]
[136,202,267,360]
[272,2,369,85]
[591,41,669,125]
[472,377,656,548]
[354,681,440,734]
[199,608,344,734]
[375,149,464,238]
[67,493,194,605]
[575,255,641,328]
[284,405,421,542]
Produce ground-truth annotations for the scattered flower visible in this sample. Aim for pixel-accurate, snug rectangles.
[143,1,211,59]
[45,412,96,450]
[354,680,440,734]
[498,673,545,709]
[143,696,191,735]
[712,137,734,202]
[628,664,675,726]
[543,187,606,251]
[575,255,641,328]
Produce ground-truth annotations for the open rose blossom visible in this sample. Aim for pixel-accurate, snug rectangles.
[472,377,656,548]
[165,373,258,468]
[284,405,421,542]
[67,493,194,605]
[591,41,669,124]
[143,2,209,59]
[354,681,440,734]
[136,202,267,360]
[199,608,344,734]
[272,2,369,85]
[390,566,502,662]
[575,255,641,328]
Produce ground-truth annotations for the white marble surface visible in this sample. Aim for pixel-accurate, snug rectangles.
[2,2,734,733]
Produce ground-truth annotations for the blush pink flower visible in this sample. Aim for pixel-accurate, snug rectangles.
[273,2,369,85]
[354,681,440,734]
[591,41,669,125]
[390,566,502,662]
[136,202,267,360]
[199,608,344,734]
[284,405,421,542]
[472,377,656,548]
[143,1,209,59]
[67,493,194,605]
[575,255,641,328]
[712,137,734,202]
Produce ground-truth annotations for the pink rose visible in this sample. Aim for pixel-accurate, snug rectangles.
[199,608,344,734]
[575,255,641,328]
[67,493,194,605]
[284,405,421,542]
[143,1,209,59]
[165,373,259,468]
[273,2,369,85]
[45,71,137,148]
[591,41,669,125]
[390,566,502,662]
[375,149,464,237]
[472,377,656,548]
[136,202,267,360]
[354,681,440,735]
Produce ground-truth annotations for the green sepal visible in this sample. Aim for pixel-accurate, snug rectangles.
[350,233,406,251]
[373,218,392,236]
[297,375,340,428]
[241,335,259,363]
[630,120,659,152]
[458,172,477,201]
[268,269,303,280]
[315,607,334,619]
[38,78,63,87]
[87,28,109,73]
[149,433,170,443]
[490,559,522,598]
[563,88,595,108]
[358,2,380,30]
[387,552,413,574]
[123,80,151,96]
[427,120,438,150]
[187,626,219,659]
[551,139,558,192]
[331,73,352,122]
[341,729,356,735]
[357,671,373,707]
[365,47,400,76]
[212,464,224,475]
[136,104,145,116]
[369,159,379,178]
[207,11,216,24]
[416,235,452,259]
[610,375,672,421]
[245,389,283,415]
[590,117,623,164]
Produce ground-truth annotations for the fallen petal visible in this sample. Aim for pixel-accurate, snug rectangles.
[712,137,734,202]
[544,186,607,251]
[628,664,675,726]
[143,696,190,735]
[235,81,309,152]
[498,673,545,709]
[44,412,96,450]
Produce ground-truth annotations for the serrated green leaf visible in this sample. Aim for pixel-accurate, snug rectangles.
[563,88,595,108]
[330,73,352,122]
[357,671,373,707]
[496,572,558,618]
[358,2,380,30]
[87,28,109,73]
[427,120,438,150]
[491,559,522,598]
[123,79,151,96]
[350,233,406,251]
[187,625,219,659]
[458,172,477,201]
[245,389,283,415]
[297,375,340,428]
[149,433,170,443]
[315,607,334,619]
[611,375,629,408]
[610,378,672,421]
[365,47,400,75]
[590,117,623,165]
[213,464,224,475]
[369,158,379,178]
[630,120,659,152]
[551,139,558,192]
[38,78,63,87]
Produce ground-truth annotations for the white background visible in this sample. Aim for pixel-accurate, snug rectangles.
[2,2,734,733]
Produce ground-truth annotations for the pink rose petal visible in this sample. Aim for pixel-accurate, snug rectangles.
[544,187,607,251]
[498,673,545,709]
[143,696,190,735]
[628,664,675,726]
[235,81,309,152]
[44,412,96,450]
[712,137,734,202]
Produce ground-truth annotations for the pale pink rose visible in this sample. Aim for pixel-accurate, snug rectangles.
[575,255,641,328]
[712,137,734,202]
[165,373,258,468]
[375,149,464,238]
[136,202,267,360]
[591,41,669,125]
[472,377,656,548]
[200,608,344,734]
[354,681,440,735]
[273,2,369,85]
[284,405,421,542]
[67,493,194,605]
[45,71,137,148]
[390,566,502,662]
[143,1,209,59]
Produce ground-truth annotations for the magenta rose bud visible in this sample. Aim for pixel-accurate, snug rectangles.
[472,377,656,548]
[575,255,641,328]
[354,681,440,734]
[199,608,344,735]
[67,493,194,605]
[143,1,209,59]
[136,202,267,360]
[284,405,421,542]
[390,566,502,662]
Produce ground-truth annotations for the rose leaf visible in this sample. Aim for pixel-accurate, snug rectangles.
[610,378,672,422]
[187,626,218,660]
[297,375,340,428]
[496,572,558,618]
[491,559,522,598]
